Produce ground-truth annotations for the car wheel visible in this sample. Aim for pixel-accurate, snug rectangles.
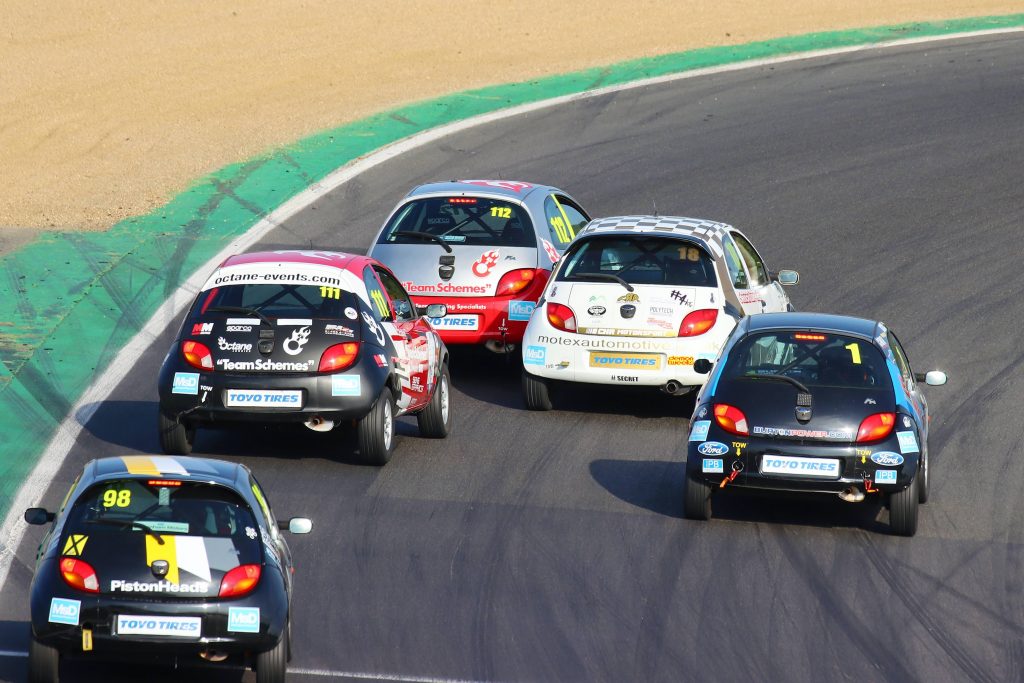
[417,364,452,438]
[28,637,59,683]
[889,477,919,537]
[522,371,553,411]
[158,409,195,455]
[358,387,395,466]
[918,450,930,504]
[683,474,712,521]
[255,631,287,683]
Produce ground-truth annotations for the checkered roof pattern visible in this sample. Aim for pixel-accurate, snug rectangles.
[578,215,732,257]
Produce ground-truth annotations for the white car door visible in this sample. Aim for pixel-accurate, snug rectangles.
[722,232,790,314]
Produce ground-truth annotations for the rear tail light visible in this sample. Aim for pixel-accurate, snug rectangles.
[857,412,895,442]
[181,340,214,371]
[679,309,718,337]
[319,342,360,373]
[60,557,99,593]
[219,564,261,597]
[496,269,538,296]
[546,302,577,332]
[713,403,749,436]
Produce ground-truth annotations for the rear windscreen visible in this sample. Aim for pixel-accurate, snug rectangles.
[190,284,358,321]
[378,197,536,248]
[557,236,717,287]
[721,332,892,390]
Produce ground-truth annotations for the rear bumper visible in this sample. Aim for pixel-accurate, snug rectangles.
[413,295,537,345]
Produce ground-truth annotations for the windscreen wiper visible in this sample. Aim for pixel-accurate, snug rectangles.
[206,305,275,328]
[566,272,635,292]
[740,373,811,394]
[85,518,165,545]
[394,231,453,253]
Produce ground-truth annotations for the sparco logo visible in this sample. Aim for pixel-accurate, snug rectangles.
[110,580,209,593]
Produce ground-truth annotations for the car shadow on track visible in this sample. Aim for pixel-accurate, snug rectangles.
[590,458,890,532]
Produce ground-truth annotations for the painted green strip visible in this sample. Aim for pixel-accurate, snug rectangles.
[1,13,1022,520]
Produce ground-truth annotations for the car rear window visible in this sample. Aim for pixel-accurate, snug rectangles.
[557,236,717,287]
[64,479,261,543]
[378,196,537,248]
[721,331,893,390]
[191,284,359,320]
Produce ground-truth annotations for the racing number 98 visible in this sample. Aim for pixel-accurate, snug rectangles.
[102,489,131,508]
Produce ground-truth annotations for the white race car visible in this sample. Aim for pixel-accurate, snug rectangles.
[520,215,799,410]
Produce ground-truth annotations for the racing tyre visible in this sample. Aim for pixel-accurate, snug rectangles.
[158,409,195,455]
[522,371,553,411]
[683,474,712,521]
[255,632,287,683]
[358,387,395,466]
[889,477,919,537]
[28,637,59,683]
[918,450,930,504]
[418,364,452,438]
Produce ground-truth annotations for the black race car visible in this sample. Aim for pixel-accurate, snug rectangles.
[683,312,947,536]
[157,250,452,465]
[24,455,312,683]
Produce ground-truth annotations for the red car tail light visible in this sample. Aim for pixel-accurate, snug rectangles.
[181,340,214,371]
[546,302,577,332]
[59,557,99,593]
[679,309,718,337]
[713,403,749,436]
[219,564,261,598]
[496,269,537,296]
[319,342,360,373]
[857,412,895,442]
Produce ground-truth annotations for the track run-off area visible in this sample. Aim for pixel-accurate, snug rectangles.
[3,29,1024,682]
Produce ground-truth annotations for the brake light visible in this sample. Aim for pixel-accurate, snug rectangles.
[713,403,749,436]
[546,302,577,332]
[147,480,182,487]
[181,340,213,370]
[496,269,537,296]
[857,412,895,442]
[679,309,718,337]
[794,333,827,341]
[219,564,261,597]
[447,197,477,204]
[60,557,99,593]
[319,342,360,372]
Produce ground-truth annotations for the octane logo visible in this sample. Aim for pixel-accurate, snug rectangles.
[472,250,500,277]
[697,441,729,456]
[282,326,312,355]
[870,451,904,466]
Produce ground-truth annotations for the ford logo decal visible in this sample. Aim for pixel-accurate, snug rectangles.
[870,451,904,467]
[588,306,606,316]
[697,441,729,456]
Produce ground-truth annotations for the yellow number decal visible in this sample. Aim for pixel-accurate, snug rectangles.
[490,206,511,219]
[845,343,862,365]
[371,289,390,318]
[320,286,341,300]
[687,247,700,262]
[102,489,131,508]
[550,216,568,243]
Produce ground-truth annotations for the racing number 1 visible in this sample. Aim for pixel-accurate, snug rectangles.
[844,343,862,365]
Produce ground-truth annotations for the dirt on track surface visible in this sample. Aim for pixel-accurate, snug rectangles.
[1,0,1017,244]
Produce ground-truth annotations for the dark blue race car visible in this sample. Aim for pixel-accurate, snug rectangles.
[683,312,947,536]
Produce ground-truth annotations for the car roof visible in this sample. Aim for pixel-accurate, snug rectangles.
[87,455,246,489]
[404,180,560,202]
[577,215,735,258]
[219,250,374,274]
[744,311,881,338]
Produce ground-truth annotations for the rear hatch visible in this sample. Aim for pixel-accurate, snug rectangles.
[561,282,719,337]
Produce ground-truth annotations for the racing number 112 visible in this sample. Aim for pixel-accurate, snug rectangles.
[490,206,512,219]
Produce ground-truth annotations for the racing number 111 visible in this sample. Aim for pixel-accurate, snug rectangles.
[320,286,341,299]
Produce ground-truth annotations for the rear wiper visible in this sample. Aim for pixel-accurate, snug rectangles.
[566,272,635,292]
[85,518,165,545]
[741,373,811,394]
[206,305,275,328]
[393,231,453,253]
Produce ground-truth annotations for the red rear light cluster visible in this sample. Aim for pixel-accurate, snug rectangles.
[219,564,261,597]
[857,412,895,442]
[319,342,360,373]
[679,309,718,337]
[496,269,537,296]
[181,340,214,371]
[713,403,749,436]
[546,302,577,332]
[60,557,99,593]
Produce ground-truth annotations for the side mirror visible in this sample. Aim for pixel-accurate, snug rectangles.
[24,508,54,525]
[693,358,714,375]
[279,517,312,534]
[915,370,947,386]
[774,270,800,286]
[424,303,447,319]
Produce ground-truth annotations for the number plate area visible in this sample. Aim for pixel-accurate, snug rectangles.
[116,615,201,638]
[759,455,841,479]
[224,389,303,408]
[428,314,479,331]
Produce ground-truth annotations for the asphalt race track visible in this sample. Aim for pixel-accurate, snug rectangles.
[2,33,1024,682]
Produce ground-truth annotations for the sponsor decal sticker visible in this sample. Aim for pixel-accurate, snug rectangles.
[332,375,361,397]
[752,426,853,440]
[282,326,312,355]
[577,327,675,338]
[49,598,81,625]
[668,356,694,366]
[117,615,201,637]
[217,337,252,352]
[172,372,200,395]
[702,459,724,474]
[325,324,355,337]
[697,406,708,418]
[508,300,536,321]
[62,534,88,556]
[449,302,486,311]
[617,293,640,303]
[697,441,729,456]
[896,431,920,454]
[216,358,315,372]
[670,289,695,307]
[902,415,912,428]
[110,580,210,593]
[246,526,257,540]
[541,239,560,263]
[524,345,546,365]
[732,441,746,455]
[403,281,489,294]
[589,352,662,370]
[875,470,898,483]
[760,456,841,478]
[191,322,213,335]
[361,312,386,346]
[689,420,711,442]
[588,305,606,316]
[373,354,388,368]
[649,306,674,315]
[870,451,904,466]
[612,375,638,382]
[429,314,479,330]
[471,249,500,277]
[344,307,358,320]
[537,334,673,351]
[646,316,673,330]
[228,607,261,634]
[225,390,302,407]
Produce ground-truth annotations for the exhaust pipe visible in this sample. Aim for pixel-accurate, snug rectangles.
[662,380,689,395]
[304,415,334,433]
[199,649,229,662]
[838,486,866,503]
[485,340,517,354]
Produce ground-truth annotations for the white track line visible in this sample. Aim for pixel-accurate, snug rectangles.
[0,650,27,658]
[0,15,1019,636]
[289,668,489,682]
